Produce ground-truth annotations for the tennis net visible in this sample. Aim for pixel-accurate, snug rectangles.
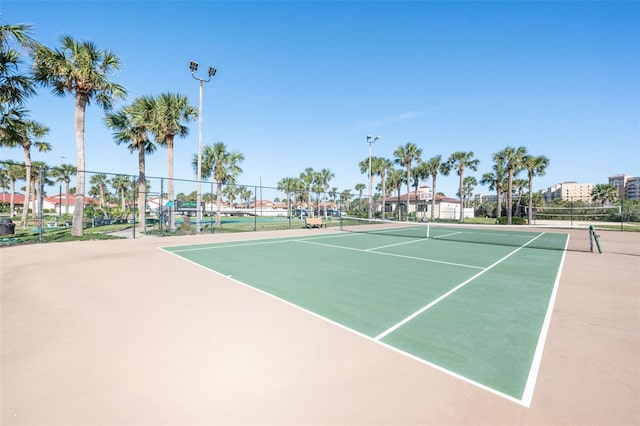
[339,216,569,250]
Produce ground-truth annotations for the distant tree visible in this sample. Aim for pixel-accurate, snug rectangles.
[447,151,479,221]
[51,163,77,215]
[110,174,131,212]
[480,163,507,219]
[423,155,450,220]
[493,146,527,224]
[89,173,109,208]
[3,161,25,216]
[394,142,423,220]
[523,154,550,224]
[340,189,351,211]
[592,184,618,206]
[459,176,478,208]
[513,178,528,216]
[387,168,405,220]
[300,167,315,215]
[318,168,334,219]
[329,187,338,207]
[374,157,394,219]
[3,119,51,226]
[198,141,244,226]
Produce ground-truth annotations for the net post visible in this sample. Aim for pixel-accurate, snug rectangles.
[589,224,602,254]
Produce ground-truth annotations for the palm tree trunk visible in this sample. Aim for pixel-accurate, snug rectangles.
[405,167,411,221]
[506,172,513,225]
[527,179,534,224]
[64,180,71,215]
[381,177,387,220]
[137,146,146,231]
[71,95,87,237]
[496,186,502,219]
[458,169,464,221]
[216,181,223,226]
[166,141,175,231]
[20,148,31,227]
[430,174,437,220]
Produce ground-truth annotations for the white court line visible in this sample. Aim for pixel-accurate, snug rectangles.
[365,238,426,251]
[520,234,570,407]
[431,231,463,239]
[296,238,484,270]
[374,232,546,341]
[167,232,355,253]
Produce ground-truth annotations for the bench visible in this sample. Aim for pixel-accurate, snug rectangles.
[304,217,326,229]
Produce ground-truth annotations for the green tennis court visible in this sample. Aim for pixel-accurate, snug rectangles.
[161,222,569,406]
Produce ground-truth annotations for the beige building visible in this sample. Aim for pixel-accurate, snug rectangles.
[541,182,595,202]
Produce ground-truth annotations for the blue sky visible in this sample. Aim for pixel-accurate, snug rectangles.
[1,0,639,199]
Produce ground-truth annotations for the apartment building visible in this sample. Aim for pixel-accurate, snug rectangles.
[540,182,595,202]
[609,174,640,200]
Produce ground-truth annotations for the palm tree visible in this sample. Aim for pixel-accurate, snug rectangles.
[299,167,315,216]
[50,162,76,216]
[29,161,51,218]
[411,160,430,220]
[460,176,478,208]
[592,184,618,206]
[277,177,299,217]
[32,36,126,236]
[199,142,244,226]
[422,155,450,221]
[493,146,527,225]
[0,25,39,155]
[340,189,351,211]
[0,164,8,193]
[447,151,480,222]
[0,23,40,51]
[4,160,25,217]
[55,163,76,215]
[373,157,393,219]
[512,178,528,217]
[105,97,157,229]
[3,119,51,226]
[110,174,131,212]
[318,168,334,219]
[0,25,40,222]
[140,92,197,230]
[312,175,324,214]
[329,187,338,210]
[480,163,507,220]
[393,142,423,221]
[1,24,38,119]
[89,173,109,208]
[522,154,549,224]
[354,183,366,212]
[387,168,405,220]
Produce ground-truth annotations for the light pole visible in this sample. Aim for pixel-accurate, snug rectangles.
[190,61,217,232]
[367,135,380,220]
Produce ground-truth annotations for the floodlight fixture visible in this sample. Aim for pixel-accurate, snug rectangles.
[189,61,198,72]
